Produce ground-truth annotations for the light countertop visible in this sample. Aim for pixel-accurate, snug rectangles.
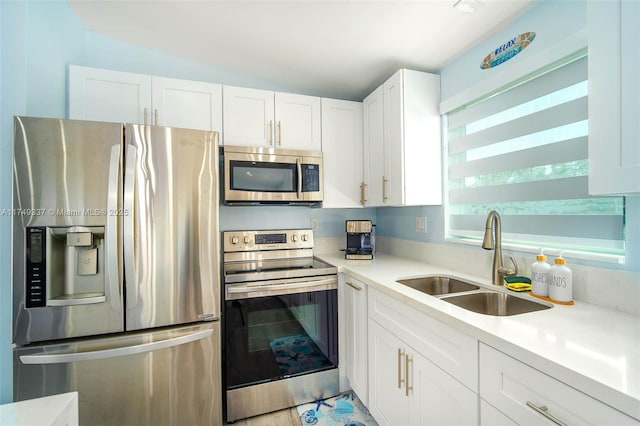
[0,392,78,425]
[316,251,640,420]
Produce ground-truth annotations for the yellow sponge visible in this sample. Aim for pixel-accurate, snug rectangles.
[506,282,532,292]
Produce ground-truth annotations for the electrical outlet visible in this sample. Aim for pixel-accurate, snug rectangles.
[415,217,427,234]
[311,218,319,231]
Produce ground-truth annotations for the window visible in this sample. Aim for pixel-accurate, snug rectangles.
[445,52,625,263]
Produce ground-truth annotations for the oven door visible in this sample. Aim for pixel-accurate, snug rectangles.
[224,276,338,391]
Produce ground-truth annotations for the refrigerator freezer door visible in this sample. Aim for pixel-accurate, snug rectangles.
[13,322,222,426]
[12,117,124,345]
[124,125,220,331]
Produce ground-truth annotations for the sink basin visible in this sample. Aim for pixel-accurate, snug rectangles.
[441,291,551,316]
[397,276,479,296]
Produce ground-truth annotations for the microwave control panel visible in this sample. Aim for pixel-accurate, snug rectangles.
[301,164,320,192]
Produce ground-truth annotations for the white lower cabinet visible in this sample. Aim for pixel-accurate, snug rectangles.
[369,320,477,426]
[367,288,478,425]
[480,400,517,426]
[479,343,639,425]
[338,274,368,404]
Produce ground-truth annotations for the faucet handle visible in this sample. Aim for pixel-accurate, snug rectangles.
[499,256,518,276]
[508,255,518,275]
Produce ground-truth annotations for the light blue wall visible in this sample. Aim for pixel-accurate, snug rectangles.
[0,0,373,403]
[440,0,587,100]
[220,206,375,236]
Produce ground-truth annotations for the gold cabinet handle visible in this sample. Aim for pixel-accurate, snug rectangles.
[397,348,405,389]
[526,402,567,426]
[405,354,413,397]
[278,120,282,146]
[269,120,274,145]
[360,182,367,205]
[383,176,388,202]
[345,281,362,291]
[143,108,149,125]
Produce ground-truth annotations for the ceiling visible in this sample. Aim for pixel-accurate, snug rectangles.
[68,0,536,101]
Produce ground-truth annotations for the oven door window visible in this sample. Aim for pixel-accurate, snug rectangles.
[230,161,297,193]
[225,289,337,389]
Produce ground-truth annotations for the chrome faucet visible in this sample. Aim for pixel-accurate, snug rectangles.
[482,210,517,285]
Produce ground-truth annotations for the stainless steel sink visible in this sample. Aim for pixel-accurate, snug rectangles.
[440,291,551,316]
[397,276,479,296]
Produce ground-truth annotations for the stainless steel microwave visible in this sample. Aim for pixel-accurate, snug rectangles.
[222,145,323,205]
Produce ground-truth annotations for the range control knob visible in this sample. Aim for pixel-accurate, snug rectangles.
[291,234,298,242]
[301,234,309,242]
[231,236,239,244]
[243,236,251,244]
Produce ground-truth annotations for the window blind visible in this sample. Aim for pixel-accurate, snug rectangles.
[446,54,625,261]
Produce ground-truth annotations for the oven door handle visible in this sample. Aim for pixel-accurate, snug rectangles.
[226,276,337,299]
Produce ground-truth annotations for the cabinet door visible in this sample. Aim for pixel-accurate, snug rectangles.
[68,65,151,124]
[588,0,640,195]
[343,277,368,405]
[151,77,222,132]
[402,69,442,205]
[222,85,274,147]
[363,85,385,207]
[274,92,321,150]
[383,69,404,206]
[321,99,364,208]
[408,351,478,426]
[480,400,517,426]
[368,320,409,426]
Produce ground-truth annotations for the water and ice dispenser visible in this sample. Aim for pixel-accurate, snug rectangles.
[25,226,106,308]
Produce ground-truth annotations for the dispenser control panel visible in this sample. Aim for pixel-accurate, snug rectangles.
[26,227,46,307]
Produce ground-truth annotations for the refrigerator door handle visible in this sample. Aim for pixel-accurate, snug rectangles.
[123,144,138,308]
[19,328,213,365]
[106,144,122,310]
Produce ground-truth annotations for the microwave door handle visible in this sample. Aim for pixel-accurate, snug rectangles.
[296,158,302,199]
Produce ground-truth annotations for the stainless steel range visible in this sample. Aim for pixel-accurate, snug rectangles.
[222,229,339,422]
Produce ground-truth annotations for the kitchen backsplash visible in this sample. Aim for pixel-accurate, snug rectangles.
[316,236,640,316]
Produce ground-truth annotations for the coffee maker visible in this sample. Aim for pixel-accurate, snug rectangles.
[345,220,374,260]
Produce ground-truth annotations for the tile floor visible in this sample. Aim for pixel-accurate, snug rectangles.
[225,407,302,426]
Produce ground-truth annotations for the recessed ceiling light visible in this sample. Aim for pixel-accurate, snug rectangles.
[453,0,484,14]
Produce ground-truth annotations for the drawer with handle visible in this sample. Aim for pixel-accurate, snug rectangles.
[479,343,639,425]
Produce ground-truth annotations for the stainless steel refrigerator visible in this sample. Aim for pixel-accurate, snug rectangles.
[11,116,221,425]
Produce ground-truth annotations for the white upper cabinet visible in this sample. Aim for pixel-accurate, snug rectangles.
[68,65,222,133]
[588,0,640,195]
[223,86,321,150]
[69,65,151,125]
[363,69,442,207]
[321,98,364,208]
[363,85,385,207]
[150,76,222,132]
[222,85,275,147]
[275,92,321,150]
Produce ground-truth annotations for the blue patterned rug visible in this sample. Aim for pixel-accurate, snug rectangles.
[269,334,334,376]
[296,392,378,426]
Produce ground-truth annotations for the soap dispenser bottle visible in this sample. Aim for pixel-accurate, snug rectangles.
[549,251,573,302]
[531,249,551,297]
